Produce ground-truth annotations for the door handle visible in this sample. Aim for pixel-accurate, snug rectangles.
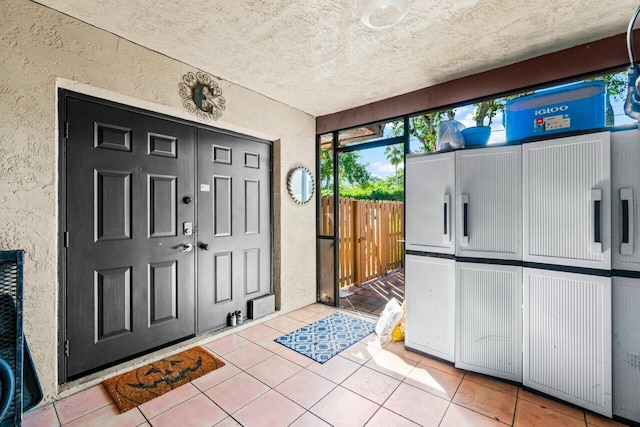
[200,243,210,251]
[443,194,450,243]
[621,188,634,255]
[591,189,602,253]
[181,243,193,252]
[461,194,469,246]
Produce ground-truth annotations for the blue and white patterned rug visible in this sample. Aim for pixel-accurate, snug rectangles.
[274,312,376,364]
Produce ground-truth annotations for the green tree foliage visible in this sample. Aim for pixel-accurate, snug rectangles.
[384,143,403,185]
[393,110,455,152]
[319,148,372,193]
[339,170,404,201]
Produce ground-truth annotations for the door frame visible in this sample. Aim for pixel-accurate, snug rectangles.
[57,89,274,383]
[315,117,410,308]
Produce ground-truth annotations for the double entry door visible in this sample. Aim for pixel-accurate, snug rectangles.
[63,94,271,379]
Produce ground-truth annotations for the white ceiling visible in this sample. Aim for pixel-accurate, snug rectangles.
[37,0,639,117]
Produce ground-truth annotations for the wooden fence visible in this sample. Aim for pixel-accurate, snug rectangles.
[321,196,404,288]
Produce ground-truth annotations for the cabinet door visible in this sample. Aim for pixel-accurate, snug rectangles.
[405,254,455,361]
[456,146,522,260]
[523,131,611,269]
[612,276,640,423]
[523,268,612,417]
[406,153,455,254]
[611,129,640,271]
[455,263,522,382]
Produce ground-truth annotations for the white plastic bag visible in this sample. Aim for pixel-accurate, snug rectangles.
[375,298,404,345]
[435,119,466,150]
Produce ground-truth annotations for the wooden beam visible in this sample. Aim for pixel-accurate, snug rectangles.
[316,31,640,135]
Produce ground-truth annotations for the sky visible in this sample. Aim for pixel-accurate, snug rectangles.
[358,80,635,179]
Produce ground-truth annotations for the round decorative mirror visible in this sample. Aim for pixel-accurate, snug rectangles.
[287,167,315,205]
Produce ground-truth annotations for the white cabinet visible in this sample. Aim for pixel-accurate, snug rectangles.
[455,262,522,381]
[405,254,455,361]
[523,267,612,417]
[456,145,522,260]
[611,129,640,271]
[405,153,455,254]
[523,131,611,269]
[612,276,640,423]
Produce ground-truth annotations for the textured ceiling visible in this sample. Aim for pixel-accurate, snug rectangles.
[36,0,639,116]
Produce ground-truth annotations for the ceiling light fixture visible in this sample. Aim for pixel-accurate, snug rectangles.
[360,0,411,30]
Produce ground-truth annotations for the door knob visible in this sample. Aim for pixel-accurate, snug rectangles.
[181,243,193,252]
[200,243,210,251]
[183,196,192,204]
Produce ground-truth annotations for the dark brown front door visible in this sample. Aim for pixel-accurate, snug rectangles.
[65,97,196,377]
[196,129,272,332]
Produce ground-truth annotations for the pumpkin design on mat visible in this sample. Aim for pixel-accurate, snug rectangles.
[103,347,225,413]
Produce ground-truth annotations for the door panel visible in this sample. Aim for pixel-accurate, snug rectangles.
[65,98,196,378]
[456,146,522,260]
[523,131,611,269]
[197,129,271,332]
[405,153,455,254]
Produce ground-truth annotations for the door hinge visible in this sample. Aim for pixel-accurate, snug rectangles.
[64,231,69,248]
[64,340,69,357]
[64,122,69,139]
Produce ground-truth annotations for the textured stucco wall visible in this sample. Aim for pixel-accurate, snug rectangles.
[0,0,316,400]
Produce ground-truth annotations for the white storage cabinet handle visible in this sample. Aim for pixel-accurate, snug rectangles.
[461,194,469,246]
[443,194,450,243]
[591,189,602,253]
[621,188,634,255]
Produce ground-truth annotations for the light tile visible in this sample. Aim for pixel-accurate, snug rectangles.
[304,313,331,324]
[63,404,145,427]
[138,383,200,419]
[519,388,585,420]
[275,369,336,409]
[307,355,360,384]
[23,404,60,427]
[339,342,381,365]
[205,372,270,414]
[384,341,422,362]
[263,315,302,332]
[417,356,465,378]
[286,308,318,321]
[305,304,336,314]
[223,342,274,370]
[366,407,420,427]
[236,324,279,341]
[440,403,507,427]
[383,383,449,426]
[278,321,308,334]
[54,385,113,424]
[290,411,332,426]
[204,333,250,355]
[360,334,385,349]
[404,363,463,400]
[342,366,401,405]
[234,390,305,427]
[464,371,519,396]
[514,399,586,427]
[311,386,380,427]
[585,411,628,426]
[254,331,289,353]
[453,379,517,424]
[215,417,242,426]
[148,394,226,427]
[246,354,302,387]
[364,349,418,380]
[278,346,316,367]
[191,359,241,391]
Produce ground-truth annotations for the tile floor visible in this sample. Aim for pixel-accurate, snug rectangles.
[23,304,629,427]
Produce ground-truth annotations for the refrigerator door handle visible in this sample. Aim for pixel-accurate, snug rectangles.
[621,188,634,255]
[461,194,469,246]
[443,194,451,243]
[591,189,602,253]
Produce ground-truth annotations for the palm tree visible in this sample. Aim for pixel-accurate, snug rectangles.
[384,144,403,186]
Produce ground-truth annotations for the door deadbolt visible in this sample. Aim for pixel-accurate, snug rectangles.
[183,196,192,204]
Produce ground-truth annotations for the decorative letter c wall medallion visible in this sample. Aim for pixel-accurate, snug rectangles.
[179,71,226,122]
